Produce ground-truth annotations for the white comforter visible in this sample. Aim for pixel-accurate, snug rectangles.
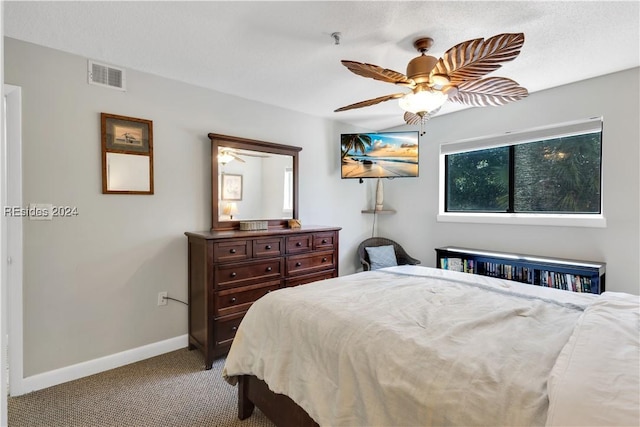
[223,266,637,426]
[546,291,640,427]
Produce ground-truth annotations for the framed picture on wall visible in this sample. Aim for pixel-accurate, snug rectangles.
[101,112,154,195]
[102,113,152,154]
[221,173,243,201]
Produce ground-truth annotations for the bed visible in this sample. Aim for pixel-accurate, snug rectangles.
[223,265,639,426]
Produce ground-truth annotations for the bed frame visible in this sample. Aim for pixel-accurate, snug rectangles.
[238,374,319,427]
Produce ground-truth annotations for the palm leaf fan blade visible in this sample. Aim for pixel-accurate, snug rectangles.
[341,60,413,86]
[448,77,529,107]
[334,92,406,112]
[433,33,525,84]
[403,107,441,125]
[403,112,422,126]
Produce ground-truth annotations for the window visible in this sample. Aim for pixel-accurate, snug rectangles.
[446,146,509,212]
[439,118,604,227]
[283,167,293,213]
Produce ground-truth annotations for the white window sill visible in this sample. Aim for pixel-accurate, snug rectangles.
[437,212,607,228]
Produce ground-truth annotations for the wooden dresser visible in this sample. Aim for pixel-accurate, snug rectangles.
[185,225,340,369]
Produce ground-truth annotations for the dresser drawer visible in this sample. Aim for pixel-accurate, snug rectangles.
[214,313,245,347]
[213,240,250,262]
[215,280,280,317]
[285,270,336,287]
[287,250,335,276]
[314,232,336,250]
[286,234,313,254]
[215,258,283,289]
[253,237,283,258]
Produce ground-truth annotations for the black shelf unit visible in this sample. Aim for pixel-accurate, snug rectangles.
[435,246,606,294]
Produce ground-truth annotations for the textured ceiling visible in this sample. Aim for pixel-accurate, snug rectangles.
[4,1,639,129]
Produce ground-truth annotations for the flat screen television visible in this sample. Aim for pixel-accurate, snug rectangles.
[341,131,419,179]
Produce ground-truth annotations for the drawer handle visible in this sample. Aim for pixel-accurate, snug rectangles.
[296,242,302,247]
[265,245,272,250]
[230,297,237,304]
[231,326,238,332]
[230,249,236,254]
[295,262,302,267]
[266,267,272,272]
[230,272,237,278]
[322,239,327,244]
[322,257,327,262]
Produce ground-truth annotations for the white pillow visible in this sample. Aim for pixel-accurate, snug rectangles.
[365,245,398,270]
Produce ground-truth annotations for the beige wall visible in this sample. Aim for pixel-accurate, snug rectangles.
[4,38,369,377]
[4,37,639,380]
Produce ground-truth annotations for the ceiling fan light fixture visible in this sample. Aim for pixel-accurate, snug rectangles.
[398,89,448,115]
[430,74,451,88]
[218,152,235,165]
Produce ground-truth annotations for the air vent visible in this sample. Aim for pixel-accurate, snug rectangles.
[87,60,126,91]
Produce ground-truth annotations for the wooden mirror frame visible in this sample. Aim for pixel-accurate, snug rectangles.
[101,113,154,195]
[209,133,301,231]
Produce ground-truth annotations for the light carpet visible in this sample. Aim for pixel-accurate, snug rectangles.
[8,348,275,427]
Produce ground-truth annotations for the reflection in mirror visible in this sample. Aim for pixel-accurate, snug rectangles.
[218,148,293,221]
[209,133,301,231]
[104,152,153,194]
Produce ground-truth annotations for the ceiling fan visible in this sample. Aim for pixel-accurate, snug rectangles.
[334,33,529,131]
[218,148,270,165]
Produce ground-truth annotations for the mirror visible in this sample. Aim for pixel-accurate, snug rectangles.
[101,113,154,195]
[209,133,301,231]
[104,152,153,193]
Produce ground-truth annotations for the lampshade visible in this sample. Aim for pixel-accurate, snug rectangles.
[398,89,448,115]
[222,202,239,219]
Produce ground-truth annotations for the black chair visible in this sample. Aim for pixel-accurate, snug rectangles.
[357,237,421,271]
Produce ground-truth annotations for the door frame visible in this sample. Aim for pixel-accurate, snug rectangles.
[2,84,25,402]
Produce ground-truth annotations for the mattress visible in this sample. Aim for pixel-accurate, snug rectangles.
[223,265,638,426]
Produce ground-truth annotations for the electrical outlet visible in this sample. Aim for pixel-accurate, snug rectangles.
[158,292,168,306]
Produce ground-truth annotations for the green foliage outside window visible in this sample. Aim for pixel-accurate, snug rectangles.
[514,134,601,213]
[446,132,602,214]
[447,147,509,211]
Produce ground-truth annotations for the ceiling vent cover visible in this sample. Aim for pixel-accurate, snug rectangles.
[88,60,126,91]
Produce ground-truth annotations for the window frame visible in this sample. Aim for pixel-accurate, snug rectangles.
[438,117,606,228]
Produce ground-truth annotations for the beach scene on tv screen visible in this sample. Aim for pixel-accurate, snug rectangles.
[341,131,419,178]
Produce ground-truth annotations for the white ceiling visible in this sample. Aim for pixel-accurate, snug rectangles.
[4,1,639,130]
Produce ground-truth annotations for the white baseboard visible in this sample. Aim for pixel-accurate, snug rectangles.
[10,334,188,396]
